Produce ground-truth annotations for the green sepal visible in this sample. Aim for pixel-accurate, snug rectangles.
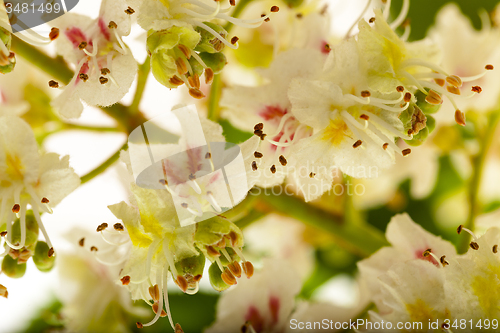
[199,52,227,74]
[1,255,27,279]
[414,89,441,114]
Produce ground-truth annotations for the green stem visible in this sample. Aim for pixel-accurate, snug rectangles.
[460,110,500,253]
[80,143,128,184]
[130,57,151,114]
[207,74,222,121]
[62,123,121,132]
[253,188,388,257]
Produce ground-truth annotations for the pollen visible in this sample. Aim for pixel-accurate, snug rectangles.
[231,36,239,45]
[99,77,109,85]
[254,123,264,131]
[48,247,55,257]
[114,223,124,231]
[396,86,404,92]
[124,6,135,14]
[455,110,466,126]
[90,246,98,252]
[189,88,205,99]
[136,322,143,329]
[440,255,449,266]
[470,242,479,250]
[205,68,214,85]
[270,6,279,12]
[169,75,184,86]
[254,151,263,158]
[369,17,375,23]
[360,114,369,120]
[175,58,188,75]
[78,237,85,247]
[279,155,287,166]
[175,323,184,333]
[177,44,191,59]
[402,148,411,156]
[0,231,7,237]
[252,161,258,171]
[493,245,498,253]
[48,80,59,88]
[243,261,254,278]
[41,197,50,204]
[79,73,89,82]
[78,41,88,50]
[446,85,460,95]
[446,75,462,88]
[228,261,242,278]
[485,64,494,70]
[221,268,237,285]
[49,27,59,41]
[353,140,362,148]
[361,90,371,97]
[230,0,235,5]
[383,143,389,150]
[101,68,110,75]
[96,223,108,232]
[12,204,20,213]
[404,92,412,102]
[206,245,220,257]
[270,165,276,174]
[309,172,315,178]
[435,78,445,86]
[176,275,189,292]
[472,86,482,93]
[121,275,131,285]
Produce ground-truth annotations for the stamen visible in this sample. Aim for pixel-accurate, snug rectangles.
[189,88,205,99]
[455,110,466,126]
[78,238,85,246]
[221,268,237,285]
[425,90,442,105]
[96,223,108,232]
[440,255,449,267]
[270,165,276,174]
[204,68,214,85]
[446,75,462,88]
[389,0,409,29]
[402,148,411,156]
[48,80,59,88]
[278,155,287,166]
[125,6,135,15]
[49,27,59,41]
[206,191,222,212]
[143,267,166,327]
[471,86,482,93]
[493,245,498,253]
[242,261,254,278]
[121,276,131,285]
[345,0,372,38]
[422,249,441,267]
[251,161,258,171]
[309,172,315,178]
[228,261,242,278]
[114,223,124,231]
[254,151,263,158]
[169,76,184,86]
[457,225,478,241]
[353,140,362,148]
[446,85,460,95]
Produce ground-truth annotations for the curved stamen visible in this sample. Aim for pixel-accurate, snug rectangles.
[361,110,413,140]
[113,29,128,55]
[206,192,222,212]
[268,113,294,138]
[30,198,53,250]
[220,248,232,262]
[190,20,238,50]
[345,0,372,38]
[163,271,175,330]
[190,51,207,68]
[142,267,165,327]
[383,0,392,20]
[400,23,411,42]
[389,0,409,29]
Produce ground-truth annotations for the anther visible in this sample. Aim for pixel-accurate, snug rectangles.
[472,86,482,93]
[221,268,237,285]
[169,75,184,86]
[402,148,411,156]
[149,285,160,301]
[446,75,462,88]
[96,223,108,232]
[49,27,59,41]
[270,5,279,12]
[78,238,85,247]
[383,143,389,150]
[396,86,404,92]
[254,151,263,158]
[369,17,375,23]
[425,90,442,105]
[176,275,189,292]
[361,90,371,97]
[360,114,369,120]
[175,323,184,333]
[279,155,287,166]
[176,58,188,76]
[493,245,498,253]
[404,92,412,102]
[193,274,202,282]
[189,88,205,99]
[12,204,20,213]
[108,21,117,29]
[216,237,226,248]
[251,161,258,171]
[207,245,220,257]
[114,223,124,231]
[48,247,55,257]
[296,13,303,18]
[261,14,270,22]
[423,249,432,257]
[254,123,264,131]
[159,179,168,186]
[187,74,200,89]
[181,203,188,208]
[270,165,276,174]
[440,255,449,267]
[309,172,315,178]
[231,36,239,45]
[243,261,254,278]
[101,68,110,75]
[124,6,135,14]
[90,246,98,252]
[228,231,238,247]
[41,197,50,204]
[0,284,7,299]
[446,85,460,95]
[78,41,87,50]
[136,322,143,329]
[353,140,362,148]
[442,323,450,330]
[470,242,479,250]
[79,73,89,82]
[177,44,191,59]
[121,275,131,285]
[99,77,109,84]
[455,109,466,126]
[229,0,235,5]
[205,68,214,85]
[457,225,463,234]
[0,231,7,237]
[228,261,242,278]
[435,78,445,86]
[48,80,59,88]
[485,64,494,70]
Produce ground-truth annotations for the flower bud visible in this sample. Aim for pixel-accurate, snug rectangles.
[208,262,230,292]
[1,255,27,279]
[195,22,228,53]
[198,52,227,75]
[174,252,205,294]
[10,211,39,247]
[415,89,441,114]
[33,241,55,272]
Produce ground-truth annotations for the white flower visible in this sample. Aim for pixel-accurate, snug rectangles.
[0,116,80,257]
[51,0,137,118]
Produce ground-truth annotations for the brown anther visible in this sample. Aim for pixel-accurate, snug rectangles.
[49,27,59,40]
[40,197,50,204]
[188,173,196,181]
[18,249,31,264]
[361,90,371,97]
[410,106,427,135]
[78,41,87,50]
[149,284,160,301]
[228,231,238,247]
[90,246,98,252]
[279,155,287,166]
[78,237,85,247]
[485,64,494,70]
[446,85,461,95]
[254,123,264,131]
[254,151,263,158]
[353,140,362,148]
[79,73,89,82]
[270,165,276,174]
[493,245,498,253]
[231,36,239,45]
[176,275,189,292]
[457,225,463,234]
[152,303,168,317]
[159,179,168,186]
[455,109,466,126]
[181,203,188,208]
[435,78,445,86]
[309,172,315,178]
[229,0,235,5]
[369,17,375,23]
[360,114,369,120]
[0,231,7,237]
[251,161,258,171]
[383,143,389,150]
[324,44,331,52]
[243,261,254,278]
[402,148,411,156]
[193,274,202,282]
[470,242,479,250]
[177,44,191,59]
[48,247,55,257]
[175,323,184,333]
[169,75,184,86]
[187,74,200,89]
[422,249,432,257]
[205,68,214,85]
[121,275,131,285]
[404,92,412,102]
[175,58,188,75]
[100,68,110,75]
[99,77,109,85]
[228,261,242,278]
[442,323,450,330]
[12,204,20,213]
[254,129,264,137]
[221,268,237,285]
[108,21,117,29]
[440,255,449,266]
[9,249,19,259]
[396,85,404,92]
[216,237,226,249]
[124,6,135,14]
[296,13,303,18]
[48,80,59,88]
[472,86,482,93]
[0,284,7,299]
[96,223,108,232]
[136,322,143,329]
[207,245,220,257]
[189,88,205,99]
[425,90,442,105]
[446,75,462,88]
[204,152,211,159]
[114,223,124,231]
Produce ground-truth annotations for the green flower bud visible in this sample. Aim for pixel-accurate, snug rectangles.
[194,216,244,260]
[414,89,441,114]
[1,255,27,279]
[0,27,15,74]
[10,211,39,247]
[199,52,227,74]
[208,262,230,292]
[194,22,227,54]
[33,241,55,272]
